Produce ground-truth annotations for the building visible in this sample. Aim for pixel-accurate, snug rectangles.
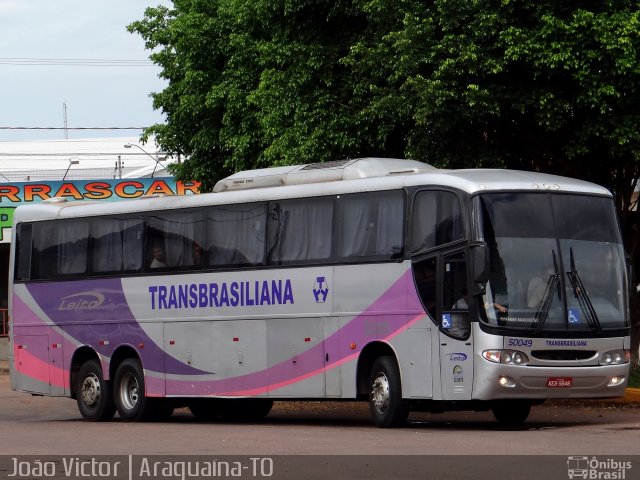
[0,137,198,353]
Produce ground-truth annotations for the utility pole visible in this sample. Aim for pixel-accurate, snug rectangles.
[115,155,123,179]
[63,101,68,140]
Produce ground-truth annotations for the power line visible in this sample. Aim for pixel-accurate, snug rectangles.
[0,127,148,131]
[0,57,154,67]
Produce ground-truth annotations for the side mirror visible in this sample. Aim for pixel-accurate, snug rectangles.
[470,242,489,284]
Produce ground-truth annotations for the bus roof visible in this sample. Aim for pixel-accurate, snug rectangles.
[12,158,611,222]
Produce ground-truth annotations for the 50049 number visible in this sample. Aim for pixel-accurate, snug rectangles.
[507,338,533,348]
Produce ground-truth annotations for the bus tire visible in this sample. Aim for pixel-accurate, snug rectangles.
[491,400,531,425]
[368,355,409,428]
[76,359,116,421]
[113,359,151,422]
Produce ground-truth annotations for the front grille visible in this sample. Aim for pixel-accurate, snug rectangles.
[531,350,597,361]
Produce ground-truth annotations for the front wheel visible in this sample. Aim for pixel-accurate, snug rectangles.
[76,359,115,421]
[368,355,408,428]
[491,400,531,425]
[113,359,152,422]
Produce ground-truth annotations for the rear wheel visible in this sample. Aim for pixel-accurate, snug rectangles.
[113,359,152,422]
[491,400,531,425]
[368,355,408,428]
[76,359,115,421]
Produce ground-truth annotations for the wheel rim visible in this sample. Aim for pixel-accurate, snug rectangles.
[81,373,101,408]
[118,372,139,411]
[371,371,390,415]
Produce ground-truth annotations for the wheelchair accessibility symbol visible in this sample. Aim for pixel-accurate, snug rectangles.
[568,308,580,324]
[442,313,452,329]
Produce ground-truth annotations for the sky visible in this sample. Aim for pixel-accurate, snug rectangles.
[0,0,172,142]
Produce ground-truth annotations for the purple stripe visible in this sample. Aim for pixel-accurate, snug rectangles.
[25,279,206,375]
[22,269,426,396]
[166,270,423,394]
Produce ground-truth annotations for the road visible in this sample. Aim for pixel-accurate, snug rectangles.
[0,374,638,479]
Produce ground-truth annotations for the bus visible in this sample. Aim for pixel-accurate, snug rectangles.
[8,158,631,427]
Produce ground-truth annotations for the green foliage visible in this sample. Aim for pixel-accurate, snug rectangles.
[130,0,640,203]
[629,364,640,388]
[130,1,640,354]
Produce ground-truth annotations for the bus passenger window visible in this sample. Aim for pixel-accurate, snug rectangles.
[267,198,333,264]
[91,218,144,274]
[207,203,267,267]
[337,191,403,260]
[146,210,204,269]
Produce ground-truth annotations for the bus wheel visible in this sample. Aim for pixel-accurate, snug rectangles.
[368,356,408,428]
[114,359,150,422]
[491,400,531,425]
[76,359,116,421]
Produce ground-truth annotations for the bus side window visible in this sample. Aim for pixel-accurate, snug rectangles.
[207,203,267,268]
[31,221,89,278]
[15,223,32,281]
[410,190,464,254]
[146,211,203,269]
[57,221,89,275]
[267,197,333,265]
[336,191,404,260]
[91,218,144,274]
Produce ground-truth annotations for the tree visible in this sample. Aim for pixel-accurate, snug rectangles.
[130,1,640,356]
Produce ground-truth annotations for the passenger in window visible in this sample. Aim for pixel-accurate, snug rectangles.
[150,245,167,268]
[453,287,469,310]
[192,242,204,266]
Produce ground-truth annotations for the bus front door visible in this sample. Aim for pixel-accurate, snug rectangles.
[438,251,473,400]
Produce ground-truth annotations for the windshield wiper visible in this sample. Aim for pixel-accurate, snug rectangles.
[566,247,602,333]
[534,250,560,333]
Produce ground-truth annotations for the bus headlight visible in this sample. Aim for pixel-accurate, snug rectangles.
[599,349,629,365]
[482,350,529,366]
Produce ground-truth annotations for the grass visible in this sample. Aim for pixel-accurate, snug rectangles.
[629,364,640,388]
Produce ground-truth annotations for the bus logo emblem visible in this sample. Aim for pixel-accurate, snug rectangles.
[313,276,329,303]
[58,291,105,311]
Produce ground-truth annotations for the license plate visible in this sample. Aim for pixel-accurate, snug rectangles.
[546,377,572,388]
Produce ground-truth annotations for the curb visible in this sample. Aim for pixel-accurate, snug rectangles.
[618,388,640,404]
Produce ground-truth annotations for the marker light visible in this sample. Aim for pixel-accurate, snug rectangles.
[599,349,630,366]
[482,350,530,366]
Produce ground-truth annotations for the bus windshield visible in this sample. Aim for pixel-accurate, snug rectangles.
[474,192,628,333]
